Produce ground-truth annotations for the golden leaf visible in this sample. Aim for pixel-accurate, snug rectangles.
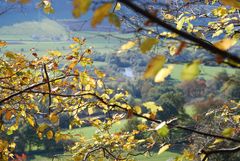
[118,41,136,53]
[47,130,54,139]
[154,65,174,83]
[72,0,92,18]
[213,38,237,50]
[49,113,59,124]
[221,0,240,9]
[144,55,166,79]
[69,60,78,69]
[27,116,35,127]
[91,3,112,27]
[0,41,7,47]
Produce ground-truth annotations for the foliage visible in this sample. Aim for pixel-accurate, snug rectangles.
[1,0,240,161]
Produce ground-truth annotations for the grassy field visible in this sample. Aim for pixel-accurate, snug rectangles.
[170,64,236,80]
[1,31,133,54]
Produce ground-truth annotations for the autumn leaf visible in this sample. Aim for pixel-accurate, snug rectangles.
[115,2,121,11]
[143,102,163,115]
[72,0,92,18]
[47,130,54,139]
[144,55,166,79]
[109,13,121,28]
[5,111,13,121]
[140,38,159,54]
[158,144,170,155]
[154,64,174,83]
[213,38,237,51]
[27,115,35,127]
[49,113,59,124]
[91,3,112,28]
[181,60,201,81]
[118,41,136,53]
[221,0,240,9]
[19,0,30,4]
[68,60,78,69]
[0,41,7,47]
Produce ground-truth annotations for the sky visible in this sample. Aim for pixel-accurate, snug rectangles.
[0,0,92,26]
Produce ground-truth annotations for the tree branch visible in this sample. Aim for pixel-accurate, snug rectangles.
[201,145,240,161]
[0,74,77,105]
[118,0,240,67]
[43,64,52,108]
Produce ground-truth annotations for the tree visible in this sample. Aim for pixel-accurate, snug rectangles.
[0,0,240,161]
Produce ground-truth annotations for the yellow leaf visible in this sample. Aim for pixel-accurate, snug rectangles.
[91,3,112,27]
[225,24,234,34]
[137,124,148,131]
[221,0,240,9]
[88,107,94,115]
[49,50,62,57]
[118,41,136,53]
[134,106,142,114]
[27,116,35,127]
[144,55,166,79]
[97,80,104,88]
[115,2,121,11]
[143,102,163,114]
[154,65,174,83]
[94,68,106,78]
[49,113,59,124]
[176,17,186,30]
[72,0,92,18]
[212,30,223,38]
[158,144,170,155]
[140,38,159,54]
[213,38,237,50]
[38,124,48,133]
[5,51,16,59]
[181,60,201,81]
[222,128,235,137]
[212,139,223,145]
[46,130,54,139]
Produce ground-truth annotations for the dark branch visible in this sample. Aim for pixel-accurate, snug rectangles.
[201,145,240,161]
[118,0,240,67]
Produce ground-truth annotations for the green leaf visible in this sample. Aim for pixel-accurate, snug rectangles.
[222,128,235,137]
[109,13,121,28]
[140,38,159,54]
[155,122,169,137]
